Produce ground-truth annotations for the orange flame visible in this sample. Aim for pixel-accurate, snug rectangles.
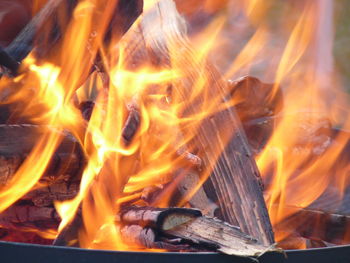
[0,0,349,251]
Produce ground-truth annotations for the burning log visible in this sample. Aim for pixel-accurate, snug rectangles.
[0,204,59,230]
[120,225,196,251]
[115,0,274,245]
[22,182,79,207]
[120,207,202,229]
[164,216,274,256]
[0,0,67,75]
[0,0,143,76]
[0,228,53,245]
[0,124,84,187]
[228,76,284,154]
[119,207,275,257]
[228,76,283,123]
[175,169,218,217]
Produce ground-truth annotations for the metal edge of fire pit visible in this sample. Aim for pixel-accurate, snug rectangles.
[1,241,350,263]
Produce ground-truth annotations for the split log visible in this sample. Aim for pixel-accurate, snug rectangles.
[119,207,276,257]
[120,206,202,230]
[175,169,218,217]
[122,0,274,245]
[0,124,84,186]
[164,216,275,257]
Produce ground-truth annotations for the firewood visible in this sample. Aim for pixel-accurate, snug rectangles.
[0,204,59,230]
[120,206,202,230]
[228,76,283,122]
[0,228,53,245]
[0,124,84,186]
[120,225,156,248]
[22,181,80,207]
[53,102,144,247]
[53,208,82,247]
[119,207,276,256]
[120,225,196,251]
[174,169,218,217]
[122,102,140,144]
[274,204,350,246]
[227,76,284,155]
[0,0,143,76]
[121,0,274,245]
[0,0,67,74]
[164,216,275,257]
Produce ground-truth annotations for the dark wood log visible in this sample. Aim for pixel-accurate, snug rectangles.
[0,124,84,186]
[0,204,59,230]
[1,0,143,76]
[0,228,53,245]
[122,0,274,245]
[22,181,80,207]
[52,208,81,247]
[1,0,66,74]
[275,204,350,246]
[164,216,275,257]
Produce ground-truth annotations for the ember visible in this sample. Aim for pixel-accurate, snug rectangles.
[0,0,349,258]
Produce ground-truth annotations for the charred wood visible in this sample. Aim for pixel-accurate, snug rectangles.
[0,228,53,245]
[0,204,59,230]
[0,124,85,187]
[275,204,350,246]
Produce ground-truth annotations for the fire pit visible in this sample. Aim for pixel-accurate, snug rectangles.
[0,0,350,261]
[1,241,350,263]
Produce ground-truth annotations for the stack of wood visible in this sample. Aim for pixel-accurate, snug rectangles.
[0,0,289,258]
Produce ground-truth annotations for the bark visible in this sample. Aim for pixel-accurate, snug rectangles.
[120,206,202,230]
[0,204,59,230]
[22,182,80,207]
[120,225,156,248]
[120,224,195,251]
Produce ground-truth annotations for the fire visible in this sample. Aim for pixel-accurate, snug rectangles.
[0,0,349,251]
